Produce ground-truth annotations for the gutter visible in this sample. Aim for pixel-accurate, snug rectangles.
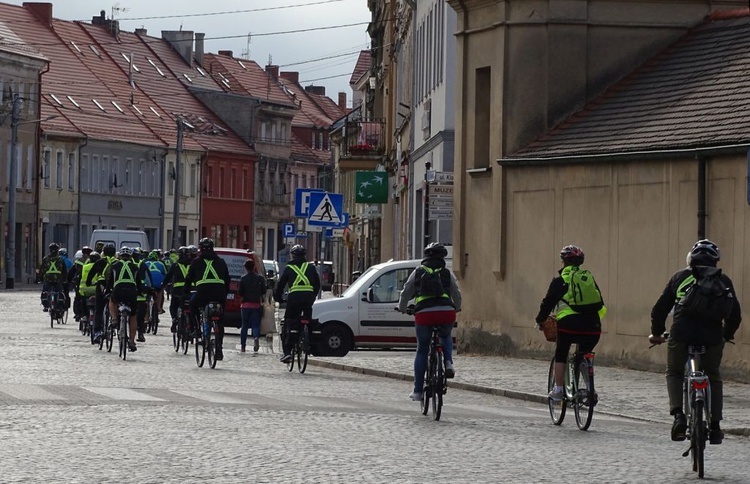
[497,143,750,166]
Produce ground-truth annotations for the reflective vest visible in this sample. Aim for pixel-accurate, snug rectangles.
[675,274,697,304]
[45,257,63,276]
[78,262,96,296]
[288,262,313,293]
[113,262,137,287]
[195,260,224,286]
[172,262,190,288]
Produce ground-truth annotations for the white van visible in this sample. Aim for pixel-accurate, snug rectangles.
[312,259,427,357]
[89,229,150,251]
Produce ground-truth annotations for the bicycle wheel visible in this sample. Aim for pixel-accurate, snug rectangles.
[195,324,206,368]
[181,320,191,355]
[207,322,217,369]
[106,322,114,352]
[173,328,180,352]
[432,352,444,421]
[298,326,309,374]
[548,357,566,425]
[118,318,126,361]
[421,350,435,416]
[62,309,68,325]
[692,399,706,478]
[151,304,159,335]
[573,359,595,431]
[286,336,296,372]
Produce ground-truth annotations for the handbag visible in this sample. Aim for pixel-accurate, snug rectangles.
[541,316,557,343]
[260,302,276,336]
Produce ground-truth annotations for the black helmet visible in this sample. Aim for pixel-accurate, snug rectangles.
[102,243,116,257]
[88,251,101,263]
[424,242,447,258]
[560,245,584,265]
[178,246,189,258]
[49,242,60,254]
[199,237,214,252]
[688,239,720,267]
[291,245,306,257]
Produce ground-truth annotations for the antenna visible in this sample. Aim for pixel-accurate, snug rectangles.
[268,54,273,66]
[111,3,130,20]
[241,32,252,60]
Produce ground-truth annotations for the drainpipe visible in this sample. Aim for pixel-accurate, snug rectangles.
[697,155,706,240]
[76,136,89,249]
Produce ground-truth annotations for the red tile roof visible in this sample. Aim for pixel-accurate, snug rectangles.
[291,133,330,164]
[508,12,750,160]
[204,53,295,106]
[349,50,371,86]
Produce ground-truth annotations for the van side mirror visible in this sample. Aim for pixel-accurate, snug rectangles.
[363,287,373,302]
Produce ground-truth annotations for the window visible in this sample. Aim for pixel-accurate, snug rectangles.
[369,269,413,303]
[151,161,159,196]
[280,122,287,141]
[111,157,119,193]
[219,167,224,196]
[260,121,267,141]
[101,156,109,192]
[190,163,197,197]
[230,168,236,198]
[56,151,63,189]
[91,155,100,192]
[474,67,491,168]
[15,143,23,188]
[81,154,89,192]
[139,160,146,195]
[242,169,248,199]
[318,132,323,150]
[311,130,315,148]
[168,162,174,196]
[207,166,213,196]
[25,145,32,189]
[43,150,51,188]
[125,158,133,194]
[258,171,265,202]
[68,153,75,190]
[271,121,277,142]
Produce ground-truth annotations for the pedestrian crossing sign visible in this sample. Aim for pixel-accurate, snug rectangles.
[307,192,344,226]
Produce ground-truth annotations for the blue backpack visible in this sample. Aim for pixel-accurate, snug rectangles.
[146,260,166,289]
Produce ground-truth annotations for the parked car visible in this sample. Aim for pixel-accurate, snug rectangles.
[311,259,419,356]
[213,248,265,328]
[263,259,280,291]
[319,261,335,291]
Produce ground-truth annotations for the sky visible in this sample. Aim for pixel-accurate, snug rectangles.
[6,0,371,105]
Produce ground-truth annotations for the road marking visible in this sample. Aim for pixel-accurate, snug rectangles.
[171,390,252,405]
[83,387,165,402]
[0,383,67,401]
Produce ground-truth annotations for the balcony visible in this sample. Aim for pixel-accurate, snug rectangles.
[338,118,385,171]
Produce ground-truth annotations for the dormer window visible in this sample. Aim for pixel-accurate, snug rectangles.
[147,58,166,77]
[111,101,125,113]
[67,95,81,108]
[92,99,106,112]
[50,94,63,106]
[89,45,101,57]
[70,41,82,54]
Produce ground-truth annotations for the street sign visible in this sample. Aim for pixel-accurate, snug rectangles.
[334,212,349,228]
[294,188,325,217]
[428,208,454,220]
[430,185,454,196]
[282,223,296,238]
[307,192,344,226]
[304,220,323,232]
[426,171,454,184]
[429,197,454,208]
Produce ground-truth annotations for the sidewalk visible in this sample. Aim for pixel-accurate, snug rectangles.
[309,351,750,436]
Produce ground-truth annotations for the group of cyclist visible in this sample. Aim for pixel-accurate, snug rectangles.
[39,235,742,443]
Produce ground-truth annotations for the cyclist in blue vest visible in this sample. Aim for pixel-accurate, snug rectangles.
[185,238,231,360]
[398,242,462,401]
[535,245,606,403]
[145,250,167,316]
[649,239,741,445]
[274,245,321,363]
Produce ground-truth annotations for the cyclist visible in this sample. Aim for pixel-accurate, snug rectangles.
[71,246,93,321]
[86,244,117,342]
[397,242,462,401]
[39,243,68,312]
[106,247,145,352]
[77,251,101,341]
[649,239,741,445]
[535,245,606,402]
[185,238,230,360]
[163,246,191,333]
[145,250,167,316]
[273,245,320,364]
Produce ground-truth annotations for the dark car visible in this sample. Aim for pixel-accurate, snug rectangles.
[214,248,266,328]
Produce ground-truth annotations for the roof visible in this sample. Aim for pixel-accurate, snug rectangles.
[507,9,750,161]
[0,19,47,61]
[349,50,371,86]
[204,53,295,106]
[290,133,330,164]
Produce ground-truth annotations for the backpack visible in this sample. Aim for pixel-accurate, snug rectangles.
[242,272,266,303]
[677,268,734,321]
[418,265,448,299]
[562,268,603,314]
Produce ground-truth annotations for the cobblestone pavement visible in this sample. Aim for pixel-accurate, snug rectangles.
[1,290,749,482]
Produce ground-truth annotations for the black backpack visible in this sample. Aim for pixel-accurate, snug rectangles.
[242,272,266,303]
[677,268,734,321]
[418,265,448,299]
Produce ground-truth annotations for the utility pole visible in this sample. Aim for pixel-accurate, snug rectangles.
[5,94,21,289]
[171,117,184,250]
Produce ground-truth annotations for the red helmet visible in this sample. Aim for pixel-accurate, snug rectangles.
[560,245,584,265]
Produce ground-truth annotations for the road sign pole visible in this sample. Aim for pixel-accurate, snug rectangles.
[423,163,431,250]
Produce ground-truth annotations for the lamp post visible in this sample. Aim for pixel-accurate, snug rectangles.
[5,94,57,289]
[171,117,193,250]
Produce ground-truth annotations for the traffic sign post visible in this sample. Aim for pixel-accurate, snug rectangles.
[294,188,325,217]
[307,192,344,227]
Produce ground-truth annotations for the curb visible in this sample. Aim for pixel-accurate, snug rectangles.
[308,358,750,435]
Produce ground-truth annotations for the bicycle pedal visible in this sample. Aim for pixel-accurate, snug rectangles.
[682,448,691,458]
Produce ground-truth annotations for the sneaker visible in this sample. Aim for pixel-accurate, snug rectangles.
[409,391,423,401]
[253,338,260,353]
[548,386,564,402]
[136,333,146,343]
[709,422,724,445]
[93,332,102,344]
[128,343,137,352]
[445,361,455,379]
[280,354,293,363]
[240,346,246,353]
[215,350,224,361]
[671,413,688,441]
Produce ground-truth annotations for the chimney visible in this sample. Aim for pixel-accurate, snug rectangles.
[218,50,234,58]
[91,9,119,37]
[194,33,205,66]
[305,85,326,96]
[92,9,106,25]
[265,64,279,80]
[280,71,299,85]
[162,30,195,66]
[338,92,347,110]
[23,2,53,27]
[135,28,147,36]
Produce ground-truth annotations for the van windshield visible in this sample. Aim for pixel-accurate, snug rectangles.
[340,266,379,298]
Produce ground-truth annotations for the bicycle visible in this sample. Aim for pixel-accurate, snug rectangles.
[149,291,160,335]
[547,346,597,430]
[46,286,67,328]
[283,317,320,374]
[173,298,191,355]
[195,301,222,369]
[117,303,132,361]
[651,333,713,479]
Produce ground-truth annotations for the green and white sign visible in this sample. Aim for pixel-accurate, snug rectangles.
[355,171,388,203]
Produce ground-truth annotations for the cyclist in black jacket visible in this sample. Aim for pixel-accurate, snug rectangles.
[649,239,741,445]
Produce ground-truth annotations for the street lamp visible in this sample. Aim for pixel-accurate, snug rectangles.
[5,93,57,289]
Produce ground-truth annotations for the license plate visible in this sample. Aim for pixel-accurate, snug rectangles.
[226,293,235,300]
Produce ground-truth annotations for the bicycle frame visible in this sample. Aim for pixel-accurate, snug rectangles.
[422,325,447,420]
[685,346,711,427]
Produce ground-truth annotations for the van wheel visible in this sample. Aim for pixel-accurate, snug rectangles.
[318,324,352,357]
